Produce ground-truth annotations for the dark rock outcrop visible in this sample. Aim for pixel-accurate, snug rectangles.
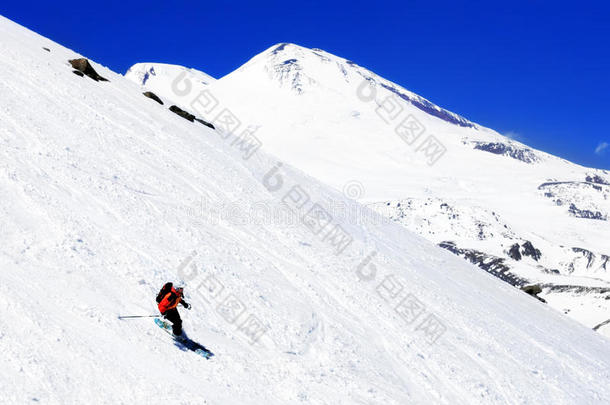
[42,47,50,52]
[593,319,610,331]
[508,244,522,260]
[601,255,610,270]
[194,118,215,129]
[143,91,163,105]
[380,83,474,128]
[521,284,542,295]
[142,67,155,85]
[520,284,546,303]
[586,174,610,185]
[540,283,610,296]
[568,204,606,221]
[538,182,608,219]
[72,70,84,77]
[572,247,595,268]
[507,241,541,261]
[472,142,540,163]
[521,241,542,261]
[272,43,289,54]
[168,105,215,129]
[570,248,610,270]
[69,58,108,82]
[438,241,526,286]
[538,180,606,190]
[169,105,196,122]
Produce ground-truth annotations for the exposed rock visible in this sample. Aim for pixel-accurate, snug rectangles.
[169,105,195,122]
[572,247,595,268]
[520,284,546,303]
[593,319,610,331]
[507,241,540,261]
[380,83,474,128]
[438,241,527,286]
[168,105,216,129]
[538,181,608,220]
[508,244,522,261]
[143,91,163,105]
[142,67,155,85]
[568,203,606,220]
[538,180,605,190]
[540,283,610,297]
[521,241,542,261]
[69,58,108,82]
[521,284,542,295]
[72,70,84,77]
[586,174,610,185]
[472,142,540,163]
[601,255,610,270]
[194,118,215,129]
[272,43,289,54]
[42,47,50,52]
[569,248,610,271]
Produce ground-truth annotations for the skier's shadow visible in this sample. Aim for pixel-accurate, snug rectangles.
[171,332,211,354]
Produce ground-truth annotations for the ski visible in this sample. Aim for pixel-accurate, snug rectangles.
[154,318,214,359]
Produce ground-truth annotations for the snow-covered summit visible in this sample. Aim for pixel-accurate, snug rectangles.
[126,62,216,86]
[250,42,476,128]
[125,62,215,105]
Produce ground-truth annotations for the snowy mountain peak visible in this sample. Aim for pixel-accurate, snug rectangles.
[246,42,477,129]
[126,62,216,86]
[124,62,216,106]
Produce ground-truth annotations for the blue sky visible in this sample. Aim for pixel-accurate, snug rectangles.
[2,1,609,169]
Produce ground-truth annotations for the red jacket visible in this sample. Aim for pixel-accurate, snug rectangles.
[158,287,183,314]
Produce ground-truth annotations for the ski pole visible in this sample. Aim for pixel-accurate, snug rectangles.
[118,314,161,320]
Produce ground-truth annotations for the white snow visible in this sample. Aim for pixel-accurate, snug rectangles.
[126,43,610,335]
[1,16,609,405]
[125,62,216,105]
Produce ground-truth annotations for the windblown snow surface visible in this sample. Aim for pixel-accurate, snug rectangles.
[1,15,609,405]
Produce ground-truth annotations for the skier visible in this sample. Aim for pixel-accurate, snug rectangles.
[156,282,191,336]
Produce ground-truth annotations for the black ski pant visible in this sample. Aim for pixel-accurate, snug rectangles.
[163,308,183,335]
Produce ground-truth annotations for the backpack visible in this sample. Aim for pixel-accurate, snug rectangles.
[156,282,173,303]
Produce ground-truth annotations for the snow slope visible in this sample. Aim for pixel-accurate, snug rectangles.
[126,43,610,334]
[2,15,610,404]
[125,62,215,100]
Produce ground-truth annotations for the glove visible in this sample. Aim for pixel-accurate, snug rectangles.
[184,303,192,310]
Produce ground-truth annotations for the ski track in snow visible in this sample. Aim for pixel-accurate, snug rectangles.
[0,15,609,405]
